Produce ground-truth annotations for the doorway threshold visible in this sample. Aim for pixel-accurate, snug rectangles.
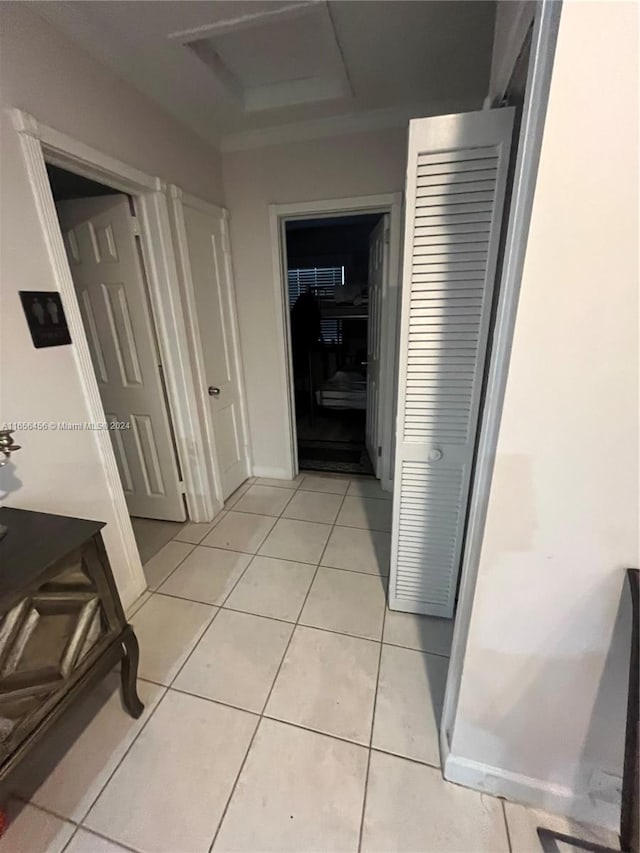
[298,440,375,476]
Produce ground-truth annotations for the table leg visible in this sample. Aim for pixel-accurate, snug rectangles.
[120,626,144,719]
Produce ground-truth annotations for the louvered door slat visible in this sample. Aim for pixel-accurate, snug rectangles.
[390,108,514,617]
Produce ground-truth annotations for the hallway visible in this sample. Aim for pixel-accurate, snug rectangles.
[3,474,617,852]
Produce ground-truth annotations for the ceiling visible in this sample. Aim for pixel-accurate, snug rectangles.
[35,1,496,150]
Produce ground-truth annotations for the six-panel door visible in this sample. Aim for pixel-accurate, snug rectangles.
[57,195,186,521]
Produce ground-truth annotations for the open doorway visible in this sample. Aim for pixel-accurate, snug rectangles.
[272,194,402,490]
[286,213,383,477]
[46,164,186,562]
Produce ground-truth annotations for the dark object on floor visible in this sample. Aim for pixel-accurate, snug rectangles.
[298,440,374,476]
[0,507,144,793]
[536,568,639,853]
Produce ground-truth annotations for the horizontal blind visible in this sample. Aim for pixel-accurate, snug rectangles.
[288,266,345,343]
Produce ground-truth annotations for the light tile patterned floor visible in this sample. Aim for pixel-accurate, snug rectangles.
[4,474,612,853]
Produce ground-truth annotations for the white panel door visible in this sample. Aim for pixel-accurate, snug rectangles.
[366,214,389,476]
[57,195,186,521]
[180,203,248,499]
[390,108,514,617]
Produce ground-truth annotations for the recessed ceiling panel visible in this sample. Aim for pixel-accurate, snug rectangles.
[214,13,327,87]
[33,0,496,145]
[182,2,352,112]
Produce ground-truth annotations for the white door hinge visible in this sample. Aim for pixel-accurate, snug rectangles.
[130,215,141,236]
[178,480,186,494]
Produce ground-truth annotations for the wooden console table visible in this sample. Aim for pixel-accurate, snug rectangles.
[0,507,143,790]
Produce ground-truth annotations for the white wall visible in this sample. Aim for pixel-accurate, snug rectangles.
[448,1,639,828]
[222,128,408,476]
[0,4,224,606]
[488,0,535,104]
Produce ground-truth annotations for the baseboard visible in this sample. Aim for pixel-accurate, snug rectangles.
[251,465,293,480]
[120,573,147,613]
[443,751,620,833]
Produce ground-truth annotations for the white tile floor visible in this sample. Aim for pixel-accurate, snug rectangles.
[4,473,615,853]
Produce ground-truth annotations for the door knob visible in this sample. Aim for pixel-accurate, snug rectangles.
[208,386,220,397]
[427,448,443,462]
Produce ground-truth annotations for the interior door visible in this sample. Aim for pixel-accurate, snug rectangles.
[390,108,514,617]
[180,202,248,499]
[366,214,389,476]
[57,195,186,522]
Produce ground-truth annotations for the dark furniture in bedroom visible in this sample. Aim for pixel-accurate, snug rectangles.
[0,507,143,791]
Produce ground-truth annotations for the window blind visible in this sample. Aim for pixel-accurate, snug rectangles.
[288,266,345,343]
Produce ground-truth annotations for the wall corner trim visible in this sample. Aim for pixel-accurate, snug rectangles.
[11,108,164,192]
[166,183,183,200]
[439,0,563,775]
[10,108,39,136]
[251,465,292,480]
[444,751,620,833]
[10,109,145,605]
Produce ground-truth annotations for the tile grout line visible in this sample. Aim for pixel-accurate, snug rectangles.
[162,541,267,692]
[501,798,514,853]
[216,506,391,534]
[172,505,228,546]
[357,567,388,852]
[206,487,350,853]
[22,475,374,851]
[205,717,260,853]
[167,537,391,571]
[50,475,394,852]
[156,477,312,853]
[138,674,448,774]
[13,797,78,832]
[146,478,363,700]
[75,506,258,840]
[70,684,171,834]
[134,599,449,671]
[115,475,443,849]
[60,826,80,853]
[19,696,448,844]
[61,821,144,853]
[142,478,286,688]
[144,539,198,595]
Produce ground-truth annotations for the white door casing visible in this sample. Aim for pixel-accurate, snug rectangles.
[57,195,186,522]
[366,214,390,476]
[390,108,514,618]
[175,197,249,500]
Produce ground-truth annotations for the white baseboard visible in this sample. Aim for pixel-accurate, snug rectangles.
[251,465,293,480]
[443,751,620,833]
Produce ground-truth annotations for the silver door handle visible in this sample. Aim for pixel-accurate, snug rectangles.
[208,386,220,397]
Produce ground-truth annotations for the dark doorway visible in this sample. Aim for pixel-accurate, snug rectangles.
[286,214,383,476]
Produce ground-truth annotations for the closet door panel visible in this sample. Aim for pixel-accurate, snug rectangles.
[390,109,514,617]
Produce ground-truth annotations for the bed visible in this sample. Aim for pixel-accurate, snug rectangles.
[315,370,367,411]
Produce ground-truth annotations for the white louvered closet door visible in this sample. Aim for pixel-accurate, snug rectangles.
[390,108,514,618]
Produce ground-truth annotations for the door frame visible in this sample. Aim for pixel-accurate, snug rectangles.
[11,109,218,599]
[269,193,403,489]
[440,0,562,786]
[167,185,252,503]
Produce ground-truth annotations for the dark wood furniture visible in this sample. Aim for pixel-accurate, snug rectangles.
[0,507,143,791]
